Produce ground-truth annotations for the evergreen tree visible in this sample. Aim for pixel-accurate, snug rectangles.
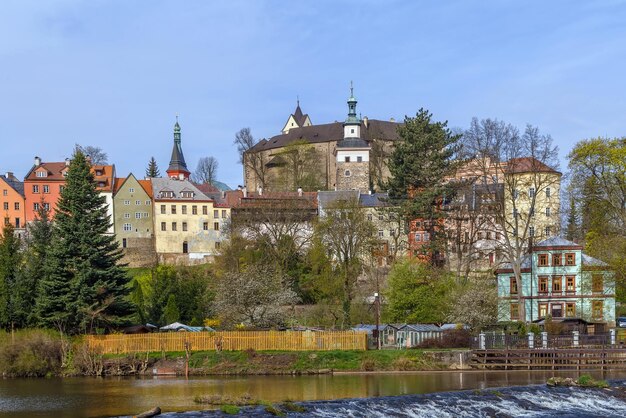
[565,194,579,242]
[386,108,461,263]
[0,222,22,329]
[146,157,160,178]
[163,294,180,324]
[36,150,133,333]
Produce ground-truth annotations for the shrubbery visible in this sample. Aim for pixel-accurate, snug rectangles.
[0,330,65,377]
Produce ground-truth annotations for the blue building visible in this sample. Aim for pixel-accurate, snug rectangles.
[497,237,615,326]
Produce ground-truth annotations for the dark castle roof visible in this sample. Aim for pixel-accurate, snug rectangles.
[292,104,309,126]
[250,119,401,153]
[168,142,189,172]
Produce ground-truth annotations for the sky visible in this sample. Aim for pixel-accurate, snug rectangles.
[1,0,625,188]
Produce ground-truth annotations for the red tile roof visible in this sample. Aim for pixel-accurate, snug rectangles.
[24,162,69,181]
[137,180,154,199]
[505,157,560,174]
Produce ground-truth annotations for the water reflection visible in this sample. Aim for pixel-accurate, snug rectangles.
[0,370,624,418]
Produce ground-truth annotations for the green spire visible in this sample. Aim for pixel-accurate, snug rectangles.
[174,115,181,144]
[345,81,359,124]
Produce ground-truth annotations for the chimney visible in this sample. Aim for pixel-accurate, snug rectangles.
[34,156,41,166]
[237,185,243,191]
[5,172,13,179]
[221,190,226,199]
[390,117,395,123]
[65,158,70,166]
[363,116,369,128]
[258,187,263,196]
[297,186,303,197]
[242,186,247,198]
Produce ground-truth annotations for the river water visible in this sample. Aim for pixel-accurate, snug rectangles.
[1,371,625,417]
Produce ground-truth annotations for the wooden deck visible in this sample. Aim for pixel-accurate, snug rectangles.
[472,348,626,370]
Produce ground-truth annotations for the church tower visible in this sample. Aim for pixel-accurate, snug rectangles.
[335,83,370,192]
[166,117,191,180]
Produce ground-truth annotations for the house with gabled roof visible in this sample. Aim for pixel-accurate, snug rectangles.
[496,237,615,326]
[113,173,156,267]
[0,172,26,237]
[281,100,312,134]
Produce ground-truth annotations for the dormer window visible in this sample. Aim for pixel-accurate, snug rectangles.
[180,191,195,198]
[95,170,103,176]
[98,182,105,187]
[36,171,47,178]
[160,191,175,198]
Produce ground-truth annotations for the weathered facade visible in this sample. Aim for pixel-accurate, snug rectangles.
[497,237,615,326]
[113,173,156,267]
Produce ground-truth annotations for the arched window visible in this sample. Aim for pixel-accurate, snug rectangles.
[344,170,351,177]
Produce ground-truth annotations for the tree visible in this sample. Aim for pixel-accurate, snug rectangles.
[235,127,269,189]
[386,109,462,264]
[75,144,108,165]
[36,150,133,334]
[163,295,180,324]
[145,157,160,178]
[460,118,560,322]
[272,140,324,191]
[213,263,299,328]
[446,273,498,330]
[315,197,377,327]
[384,258,454,324]
[192,156,219,185]
[0,222,22,329]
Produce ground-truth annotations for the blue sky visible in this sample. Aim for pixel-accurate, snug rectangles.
[1,1,625,187]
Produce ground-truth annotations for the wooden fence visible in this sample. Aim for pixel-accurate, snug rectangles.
[85,331,368,354]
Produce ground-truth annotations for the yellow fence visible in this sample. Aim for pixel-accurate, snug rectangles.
[85,331,368,354]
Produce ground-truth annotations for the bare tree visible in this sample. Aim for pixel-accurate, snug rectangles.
[460,118,560,322]
[235,128,269,189]
[192,156,219,185]
[75,144,108,165]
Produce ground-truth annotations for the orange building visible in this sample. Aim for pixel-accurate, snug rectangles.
[0,172,26,236]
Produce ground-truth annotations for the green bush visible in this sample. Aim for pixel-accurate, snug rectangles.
[0,330,65,377]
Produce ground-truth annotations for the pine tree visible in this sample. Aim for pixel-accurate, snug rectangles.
[163,294,180,324]
[146,157,160,178]
[566,195,579,242]
[386,108,461,263]
[0,222,22,329]
[36,150,133,334]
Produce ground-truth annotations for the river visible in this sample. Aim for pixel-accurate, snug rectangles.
[1,371,626,417]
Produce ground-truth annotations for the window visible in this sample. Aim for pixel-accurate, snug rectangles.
[135,212,141,219]
[545,226,551,237]
[415,233,421,242]
[344,156,350,162]
[530,208,535,217]
[192,205,197,215]
[545,207,551,217]
[43,203,49,211]
[180,191,194,198]
[182,241,188,253]
[202,206,208,215]
[14,202,19,210]
[378,229,384,238]
[129,188,135,193]
[552,253,562,266]
[214,222,219,231]
[146,200,151,205]
[181,205,187,214]
[33,203,40,211]
[124,200,130,205]
[510,303,519,320]
[378,214,384,221]
[565,253,575,266]
[36,171,47,178]
[551,303,563,318]
[546,187,551,198]
[171,205,177,214]
[32,185,39,193]
[423,232,430,241]
[592,274,604,293]
[43,185,49,194]
[161,222,166,231]
[513,189,519,200]
[350,128,354,134]
[529,188,535,198]
[2,189,6,196]
[59,186,65,193]
[182,222,187,232]
[566,276,576,292]
[2,202,7,210]
[539,276,549,293]
[539,303,548,319]
[510,277,518,295]
[161,205,166,214]
[389,228,396,236]
[552,276,562,293]
[215,241,221,249]
[124,213,130,219]
[357,156,362,162]
[122,238,127,248]
[14,218,20,228]
[538,254,549,266]
[344,169,351,177]
[529,226,535,237]
[123,223,132,231]
[367,214,372,221]
[513,208,518,218]
[222,210,227,218]
[203,222,208,231]
[214,210,219,218]
[592,300,604,319]
[172,222,177,231]
[136,200,141,205]
[566,303,576,318]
